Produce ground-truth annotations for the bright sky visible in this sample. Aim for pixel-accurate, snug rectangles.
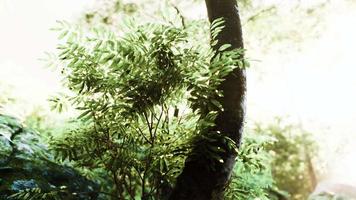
[0,0,94,111]
[1,0,356,188]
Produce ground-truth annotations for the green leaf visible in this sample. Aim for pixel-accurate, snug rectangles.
[58,30,69,39]
[218,44,231,52]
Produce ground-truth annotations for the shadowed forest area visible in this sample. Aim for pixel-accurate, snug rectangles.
[1,0,356,199]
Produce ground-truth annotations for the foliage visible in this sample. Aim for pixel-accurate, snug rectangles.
[0,83,17,115]
[0,84,15,109]
[1,0,330,199]
[225,120,318,200]
[224,133,275,200]
[255,120,317,200]
[0,114,99,200]
[48,14,245,199]
[241,0,328,55]
[44,1,321,200]
[9,187,63,200]
[82,0,138,26]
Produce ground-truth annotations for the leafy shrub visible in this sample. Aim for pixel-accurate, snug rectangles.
[225,119,318,200]
[224,133,275,200]
[43,1,319,199]
[255,120,317,200]
[48,15,245,199]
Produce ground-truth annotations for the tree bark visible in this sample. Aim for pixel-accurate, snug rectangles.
[168,1,246,200]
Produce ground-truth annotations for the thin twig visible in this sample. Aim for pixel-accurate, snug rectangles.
[143,110,153,141]
[133,125,152,145]
[153,105,164,142]
[171,4,186,29]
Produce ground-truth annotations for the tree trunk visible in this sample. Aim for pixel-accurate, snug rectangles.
[168,1,246,200]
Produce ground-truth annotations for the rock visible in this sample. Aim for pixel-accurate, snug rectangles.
[0,114,99,199]
[309,181,356,200]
